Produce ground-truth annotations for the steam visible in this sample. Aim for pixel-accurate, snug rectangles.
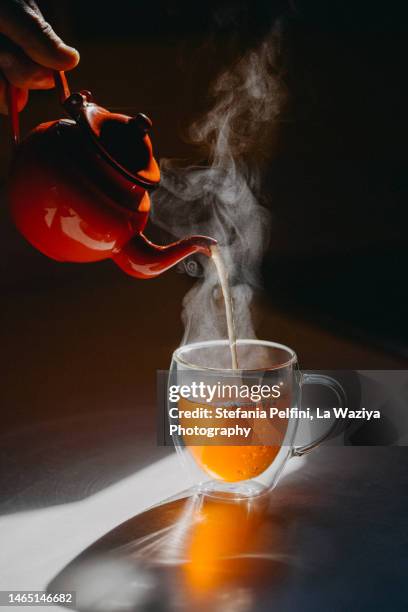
[151,30,284,345]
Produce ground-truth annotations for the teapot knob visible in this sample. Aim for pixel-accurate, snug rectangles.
[130,113,153,134]
[63,90,93,119]
[64,91,85,118]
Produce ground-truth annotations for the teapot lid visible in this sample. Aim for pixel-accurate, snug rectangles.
[64,90,160,189]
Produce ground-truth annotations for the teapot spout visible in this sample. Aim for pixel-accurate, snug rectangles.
[112,233,217,279]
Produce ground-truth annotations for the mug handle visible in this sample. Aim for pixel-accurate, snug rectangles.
[6,71,70,147]
[292,373,347,456]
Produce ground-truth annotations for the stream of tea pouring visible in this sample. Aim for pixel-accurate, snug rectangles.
[210,245,239,370]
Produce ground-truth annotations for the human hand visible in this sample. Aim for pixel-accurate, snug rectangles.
[0,0,79,113]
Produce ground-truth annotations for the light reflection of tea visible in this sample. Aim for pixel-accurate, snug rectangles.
[183,494,266,595]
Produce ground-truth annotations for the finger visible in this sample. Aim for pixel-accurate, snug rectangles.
[0,37,54,89]
[0,0,79,71]
[0,72,28,114]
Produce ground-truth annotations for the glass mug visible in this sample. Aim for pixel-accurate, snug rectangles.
[168,339,346,499]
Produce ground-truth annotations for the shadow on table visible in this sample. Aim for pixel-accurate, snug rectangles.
[48,447,408,612]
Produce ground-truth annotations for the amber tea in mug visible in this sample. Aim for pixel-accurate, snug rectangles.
[168,339,346,498]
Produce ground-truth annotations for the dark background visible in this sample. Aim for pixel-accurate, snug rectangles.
[1,0,407,350]
[1,0,407,513]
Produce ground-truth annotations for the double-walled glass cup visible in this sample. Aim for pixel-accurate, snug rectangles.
[168,339,346,499]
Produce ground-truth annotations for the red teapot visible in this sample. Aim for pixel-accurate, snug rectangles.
[6,71,216,278]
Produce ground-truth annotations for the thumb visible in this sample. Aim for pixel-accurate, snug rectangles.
[0,0,79,71]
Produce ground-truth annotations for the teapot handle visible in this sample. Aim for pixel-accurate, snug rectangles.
[6,70,71,147]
